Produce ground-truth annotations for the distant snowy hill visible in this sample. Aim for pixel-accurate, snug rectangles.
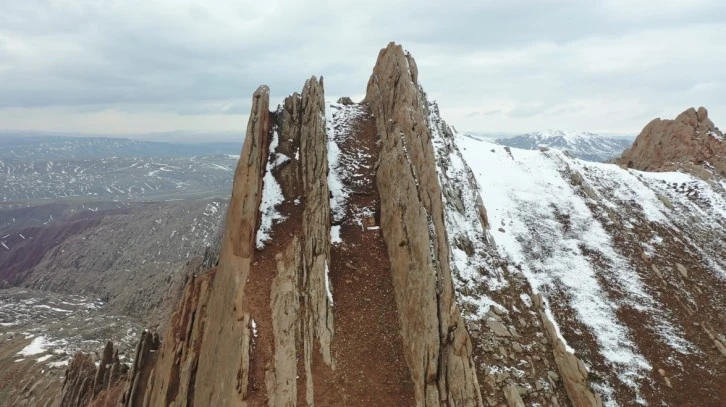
[495,130,633,162]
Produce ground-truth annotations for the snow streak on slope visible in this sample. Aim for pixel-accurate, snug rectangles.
[562,158,726,280]
[325,102,369,228]
[636,171,726,277]
[256,130,287,249]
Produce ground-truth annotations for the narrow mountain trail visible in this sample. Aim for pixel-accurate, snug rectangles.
[318,102,415,406]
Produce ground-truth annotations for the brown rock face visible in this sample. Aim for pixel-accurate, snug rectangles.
[365,42,483,406]
[59,353,96,407]
[617,107,726,175]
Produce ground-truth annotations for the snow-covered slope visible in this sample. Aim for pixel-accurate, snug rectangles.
[432,113,726,406]
[496,130,633,162]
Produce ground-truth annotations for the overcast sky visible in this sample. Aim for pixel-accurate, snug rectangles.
[1,0,724,141]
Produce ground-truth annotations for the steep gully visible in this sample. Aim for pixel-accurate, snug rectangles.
[59,43,617,407]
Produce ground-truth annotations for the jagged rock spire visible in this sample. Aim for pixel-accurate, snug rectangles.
[366,41,484,406]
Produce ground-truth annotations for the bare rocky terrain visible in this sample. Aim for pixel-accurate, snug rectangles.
[0,288,140,406]
[0,138,233,405]
[0,155,236,203]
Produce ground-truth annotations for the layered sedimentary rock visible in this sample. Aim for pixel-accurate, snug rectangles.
[618,107,726,175]
[113,43,489,406]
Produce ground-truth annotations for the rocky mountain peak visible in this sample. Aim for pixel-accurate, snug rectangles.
[676,106,711,128]
[617,106,725,176]
[366,42,420,102]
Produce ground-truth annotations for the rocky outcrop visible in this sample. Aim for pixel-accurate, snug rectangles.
[365,42,483,406]
[617,107,726,175]
[59,354,96,407]
[534,295,602,407]
[59,342,128,407]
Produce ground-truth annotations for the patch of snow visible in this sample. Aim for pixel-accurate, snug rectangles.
[251,319,258,337]
[428,102,506,324]
[18,336,49,356]
[324,262,334,306]
[567,159,669,224]
[256,130,287,249]
[708,130,723,141]
[271,153,290,168]
[209,163,231,171]
[49,359,70,368]
[35,304,72,313]
[330,225,342,245]
[36,354,52,363]
[543,306,575,354]
[325,102,362,222]
[519,293,532,308]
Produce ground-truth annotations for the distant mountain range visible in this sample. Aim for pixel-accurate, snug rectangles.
[0,134,242,160]
[493,130,634,162]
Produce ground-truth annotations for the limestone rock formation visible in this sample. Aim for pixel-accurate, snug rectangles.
[52,43,600,407]
[617,107,726,175]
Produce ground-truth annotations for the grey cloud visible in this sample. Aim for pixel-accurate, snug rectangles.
[507,103,548,118]
[0,0,724,135]
[467,110,501,118]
